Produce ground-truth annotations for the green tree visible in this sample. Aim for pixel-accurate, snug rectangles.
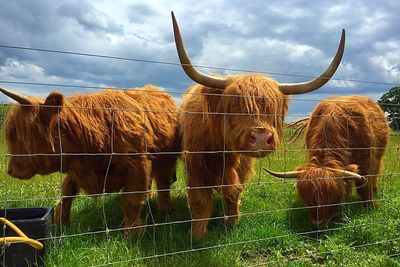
[378,86,400,130]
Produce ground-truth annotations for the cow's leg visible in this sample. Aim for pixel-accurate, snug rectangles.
[356,161,381,208]
[153,156,177,211]
[154,174,173,211]
[54,174,79,225]
[356,175,378,208]
[222,168,243,226]
[122,191,146,236]
[121,158,151,236]
[188,185,213,239]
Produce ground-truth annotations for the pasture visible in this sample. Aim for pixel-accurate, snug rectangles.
[1,119,400,266]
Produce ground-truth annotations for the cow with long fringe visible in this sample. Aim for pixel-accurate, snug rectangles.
[2,85,179,235]
[171,12,346,238]
[265,96,389,226]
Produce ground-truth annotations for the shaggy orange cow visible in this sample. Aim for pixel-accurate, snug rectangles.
[1,85,179,235]
[265,96,389,226]
[172,12,346,238]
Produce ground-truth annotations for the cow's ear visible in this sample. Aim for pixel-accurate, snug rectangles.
[40,91,64,124]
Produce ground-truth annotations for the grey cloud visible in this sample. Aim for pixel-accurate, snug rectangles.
[0,1,57,36]
[58,2,123,35]
[127,4,158,23]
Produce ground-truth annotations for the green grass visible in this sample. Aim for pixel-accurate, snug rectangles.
[1,129,400,266]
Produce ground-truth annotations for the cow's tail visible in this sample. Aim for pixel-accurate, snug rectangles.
[285,117,310,144]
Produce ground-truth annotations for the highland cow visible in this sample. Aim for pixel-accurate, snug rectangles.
[2,85,179,235]
[172,12,346,238]
[265,96,389,227]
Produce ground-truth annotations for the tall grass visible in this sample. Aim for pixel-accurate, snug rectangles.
[1,128,399,266]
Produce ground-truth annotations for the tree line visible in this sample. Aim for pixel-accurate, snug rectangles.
[378,86,400,130]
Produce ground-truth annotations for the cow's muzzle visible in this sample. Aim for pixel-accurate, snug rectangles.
[247,128,275,151]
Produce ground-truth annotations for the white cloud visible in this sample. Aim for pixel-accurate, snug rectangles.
[329,79,356,88]
[0,59,45,81]
[195,36,324,78]
[370,41,400,82]
[0,58,107,100]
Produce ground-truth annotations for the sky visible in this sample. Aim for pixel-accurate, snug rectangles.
[0,0,399,119]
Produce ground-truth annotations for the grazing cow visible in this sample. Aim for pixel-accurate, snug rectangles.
[1,85,179,235]
[171,12,346,238]
[265,96,389,227]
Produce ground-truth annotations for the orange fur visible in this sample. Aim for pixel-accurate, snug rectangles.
[179,73,289,238]
[296,96,389,226]
[5,85,179,235]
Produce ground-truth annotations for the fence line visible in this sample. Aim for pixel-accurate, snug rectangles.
[1,44,399,87]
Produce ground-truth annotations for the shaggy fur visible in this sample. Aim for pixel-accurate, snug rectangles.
[294,95,389,226]
[179,73,289,239]
[5,85,179,235]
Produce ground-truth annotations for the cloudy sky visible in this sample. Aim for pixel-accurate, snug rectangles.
[0,0,399,118]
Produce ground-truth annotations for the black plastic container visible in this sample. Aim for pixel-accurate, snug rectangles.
[0,207,53,267]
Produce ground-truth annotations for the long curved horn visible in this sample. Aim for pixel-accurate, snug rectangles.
[326,167,365,181]
[279,29,345,95]
[0,87,33,105]
[171,11,227,89]
[263,167,304,179]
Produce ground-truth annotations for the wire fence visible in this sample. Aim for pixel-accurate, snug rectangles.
[1,45,400,266]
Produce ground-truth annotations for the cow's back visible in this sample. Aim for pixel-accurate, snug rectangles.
[64,89,145,153]
[124,85,178,153]
[306,95,389,170]
[65,86,178,153]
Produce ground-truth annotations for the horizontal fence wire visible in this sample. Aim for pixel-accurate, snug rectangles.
[89,218,400,266]
[1,44,399,87]
[1,171,399,206]
[3,194,400,241]
[1,80,400,106]
[5,216,395,266]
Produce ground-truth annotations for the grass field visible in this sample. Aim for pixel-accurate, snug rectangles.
[1,128,400,266]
